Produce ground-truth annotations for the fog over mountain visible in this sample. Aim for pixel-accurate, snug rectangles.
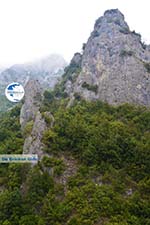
[0,54,67,112]
[0,54,67,88]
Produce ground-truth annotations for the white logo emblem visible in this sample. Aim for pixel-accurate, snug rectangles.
[5,82,25,102]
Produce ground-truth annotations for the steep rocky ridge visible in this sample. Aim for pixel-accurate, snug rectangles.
[20,79,53,158]
[64,9,150,106]
[19,9,150,157]
[20,79,42,130]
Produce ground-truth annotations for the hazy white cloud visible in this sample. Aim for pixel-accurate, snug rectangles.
[0,0,150,66]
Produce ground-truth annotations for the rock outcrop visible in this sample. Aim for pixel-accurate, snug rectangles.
[20,79,53,158]
[65,9,150,106]
[20,79,42,130]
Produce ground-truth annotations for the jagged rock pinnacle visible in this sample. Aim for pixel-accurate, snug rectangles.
[93,8,129,38]
[20,79,42,130]
[20,79,54,158]
[104,9,124,18]
[65,9,150,106]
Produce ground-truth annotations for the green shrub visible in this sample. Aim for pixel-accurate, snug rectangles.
[120,50,134,57]
[92,30,99,38]
[74,93,82,100]
[43,90,54,102]
[119,28,130,34]
[23,120,34,137]
[140,41,146,50]
[82,82,98,94]
[144,62,150,73]
[42,112,52,125]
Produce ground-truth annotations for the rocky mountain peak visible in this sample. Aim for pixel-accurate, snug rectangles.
[104,9,125,20]
[64,9,150,106]
[93,9,129,37]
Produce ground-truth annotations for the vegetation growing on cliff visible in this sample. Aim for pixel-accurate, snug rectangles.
[0,100,150,225]
[82,82,98,94]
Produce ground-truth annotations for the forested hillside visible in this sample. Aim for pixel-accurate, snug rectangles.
[0,96,150,225]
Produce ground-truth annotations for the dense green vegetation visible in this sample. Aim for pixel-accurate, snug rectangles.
[0,85,14,112]
[43,100,150,177]
[0,97,150,225]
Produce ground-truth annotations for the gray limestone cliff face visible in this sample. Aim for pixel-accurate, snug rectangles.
[66,9,150,106]
[23,111,46,157]
[20,79,42,130]
[20,79,53,158]
[23,111,54,158]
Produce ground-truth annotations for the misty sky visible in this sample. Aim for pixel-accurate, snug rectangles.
[0,0,150,67]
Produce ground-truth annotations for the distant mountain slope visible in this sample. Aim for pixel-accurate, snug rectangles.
[0,54,67,112]
[0,54,67,88]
